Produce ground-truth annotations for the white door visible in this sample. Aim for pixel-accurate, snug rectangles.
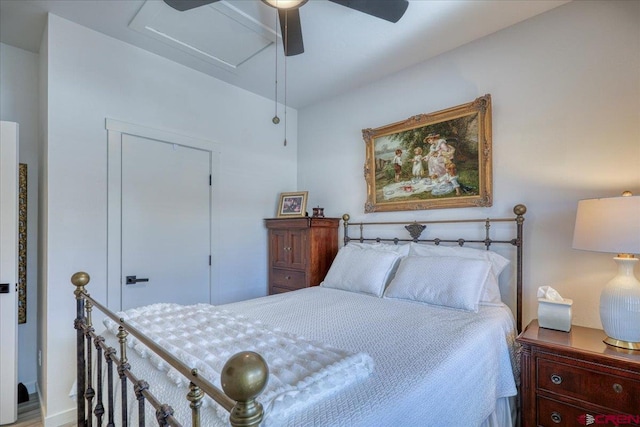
[121,134,211,310]
[0,121,18,425]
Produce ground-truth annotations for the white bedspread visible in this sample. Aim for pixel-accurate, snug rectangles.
[100,287,518,427]
[224,287,519,427]
[103,303,373,425]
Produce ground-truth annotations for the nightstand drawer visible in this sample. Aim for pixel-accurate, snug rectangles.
[538,395,640,427]
[538,395,591,426]
[538,358,640,414]
[271,268,306,290]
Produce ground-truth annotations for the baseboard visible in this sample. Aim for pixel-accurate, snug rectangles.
[35,382,76,427]
[43,407,75,427]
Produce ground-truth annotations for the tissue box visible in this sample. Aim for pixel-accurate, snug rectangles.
[538,298,573,332]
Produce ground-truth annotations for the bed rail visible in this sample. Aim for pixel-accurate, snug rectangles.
[73,272,268,427]
[342,204,526,333]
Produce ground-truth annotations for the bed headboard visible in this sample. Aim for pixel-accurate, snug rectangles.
[342,204,526,333]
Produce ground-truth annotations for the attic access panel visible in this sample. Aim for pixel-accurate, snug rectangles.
[130,0,279,72]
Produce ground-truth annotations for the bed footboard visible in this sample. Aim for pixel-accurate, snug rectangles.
[72,272,268,427]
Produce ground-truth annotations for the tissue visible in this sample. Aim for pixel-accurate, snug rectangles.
[537,286,564,301]
[537,286,573,332]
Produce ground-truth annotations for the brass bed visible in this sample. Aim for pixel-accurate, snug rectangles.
[72,204,526,426]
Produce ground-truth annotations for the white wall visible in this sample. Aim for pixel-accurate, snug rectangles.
[41,14,297,424]
[37,19,49,414]
[0,42,40,394]
[298,1,640,329]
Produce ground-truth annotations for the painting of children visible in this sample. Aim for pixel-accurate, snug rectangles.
[363,94,492,212]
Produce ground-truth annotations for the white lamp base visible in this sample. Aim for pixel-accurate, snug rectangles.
[600,257,640,351]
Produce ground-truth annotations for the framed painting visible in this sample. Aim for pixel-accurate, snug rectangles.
[276,191,308,218]
[363,94,492,213]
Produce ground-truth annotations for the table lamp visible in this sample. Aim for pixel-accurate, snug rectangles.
[572,191,640,350]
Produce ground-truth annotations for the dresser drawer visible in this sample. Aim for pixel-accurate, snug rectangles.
[270,285,294,295]
[538,358,640,414]
[271,268,306,290]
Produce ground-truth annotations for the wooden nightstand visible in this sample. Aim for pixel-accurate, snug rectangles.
[517,320,640,426]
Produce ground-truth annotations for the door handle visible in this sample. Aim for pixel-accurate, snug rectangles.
[0,283,10,294]
[125,276,149,285]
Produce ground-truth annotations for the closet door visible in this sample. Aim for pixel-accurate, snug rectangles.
[0,121,19,425]
[120,134,211,310]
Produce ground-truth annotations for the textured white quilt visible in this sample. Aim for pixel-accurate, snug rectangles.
[100,287,518,427]
[224,287,519,427]
[103,302,374,425]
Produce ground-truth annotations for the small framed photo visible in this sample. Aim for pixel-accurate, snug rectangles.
[277,191,308,218]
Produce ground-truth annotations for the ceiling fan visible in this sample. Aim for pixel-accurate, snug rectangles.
[163,0,409,56]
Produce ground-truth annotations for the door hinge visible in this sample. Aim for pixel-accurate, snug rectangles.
[209,255,212,266]
[209,175,211,186]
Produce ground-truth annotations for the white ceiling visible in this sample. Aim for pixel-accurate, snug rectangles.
[0,0,570,108]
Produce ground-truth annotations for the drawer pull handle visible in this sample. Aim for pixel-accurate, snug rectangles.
[551,412,562,424]
[613,383,623,393]
[550,374,562,385]
[285,276,291,280]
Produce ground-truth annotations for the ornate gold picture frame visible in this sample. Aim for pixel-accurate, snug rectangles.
[276,191,308,218]
[18,163,27,324]
[363,94,492,213]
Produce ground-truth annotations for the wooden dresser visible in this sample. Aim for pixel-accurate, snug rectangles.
[517,320,640,427]
[264,217,340,295]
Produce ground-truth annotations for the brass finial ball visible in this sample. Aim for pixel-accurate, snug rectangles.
[71,271,90,288]
[513,204,527,216]
[342,213,350,222]
[221,351,268,402]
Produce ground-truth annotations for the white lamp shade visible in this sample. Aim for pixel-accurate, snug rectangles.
[572,195,640,255]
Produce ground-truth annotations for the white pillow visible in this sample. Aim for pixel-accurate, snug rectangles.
[408,243,509,304]
[346,241,411,256]
[384,256,492,312]
[321,245,402,297]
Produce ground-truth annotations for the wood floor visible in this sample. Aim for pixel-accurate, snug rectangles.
[10,395,42,427]
[7,394,74,427]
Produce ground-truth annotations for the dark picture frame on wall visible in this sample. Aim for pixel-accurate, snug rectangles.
[362,94,493,213]
[276,191,308,218]
[18,163,27,324]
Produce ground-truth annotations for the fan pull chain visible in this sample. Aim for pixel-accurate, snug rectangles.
[272,10,280,125]
[283,11,288,147]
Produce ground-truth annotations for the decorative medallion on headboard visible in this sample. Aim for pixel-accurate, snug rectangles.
[362,94,492,212]
[405,223,426,241]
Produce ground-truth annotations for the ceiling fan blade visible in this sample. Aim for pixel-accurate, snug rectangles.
[163,0,219,12]
[328,0,408,23]
[278,8,304,56]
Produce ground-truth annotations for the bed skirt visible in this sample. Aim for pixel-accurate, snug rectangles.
[482,395,517,427]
